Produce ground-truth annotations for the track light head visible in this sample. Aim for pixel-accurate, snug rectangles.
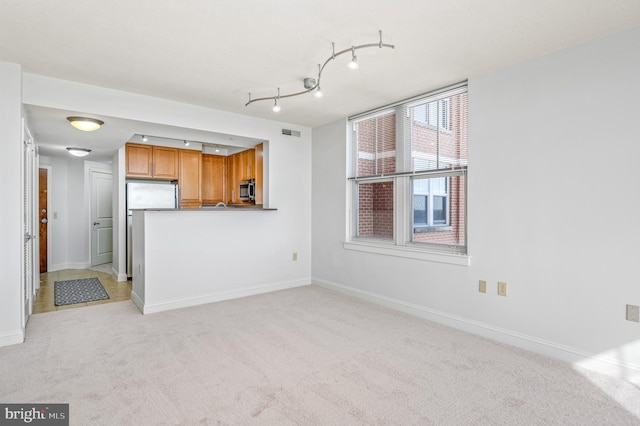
[348,46,359,69]
[272,98,281,112]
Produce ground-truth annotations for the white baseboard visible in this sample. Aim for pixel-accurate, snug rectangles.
[114,268,128,282]
[48,262,91,272]
[140,279,311,315]
[130,290,144,314]
[0,330,24,348]
[312,278,640,385]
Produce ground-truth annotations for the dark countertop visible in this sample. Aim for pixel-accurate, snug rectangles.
[132,206,276,212]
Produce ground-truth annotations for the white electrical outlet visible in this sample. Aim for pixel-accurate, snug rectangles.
[627,304,640,323]
[497,281,507,297]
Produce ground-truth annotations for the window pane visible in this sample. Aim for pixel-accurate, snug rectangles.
[432,177,447,194]
[411,92,468,172]
[357,181,394,240]
[354,112,396,177]
[412,174,465,248]
[433,196,446,224]
[413,179,429,195]
[413,195,427,225]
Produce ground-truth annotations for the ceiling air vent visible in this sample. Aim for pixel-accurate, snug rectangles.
[282,129,301,137]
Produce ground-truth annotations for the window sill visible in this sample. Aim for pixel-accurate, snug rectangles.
[343,240,470,266]
[413,225,452,233]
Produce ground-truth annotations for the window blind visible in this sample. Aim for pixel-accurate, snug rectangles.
[349,83,468,180]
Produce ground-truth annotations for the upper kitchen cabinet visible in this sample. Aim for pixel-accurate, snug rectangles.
[126,143,179,180]
[202,154,226,205]
[178,149,202,208]
[242,148,256,180]
[254,143,263,205]
[226,148,256,204]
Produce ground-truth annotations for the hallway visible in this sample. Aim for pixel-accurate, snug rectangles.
[34,266,131,314]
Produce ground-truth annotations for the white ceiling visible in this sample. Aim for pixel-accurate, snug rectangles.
[3,1,640,159]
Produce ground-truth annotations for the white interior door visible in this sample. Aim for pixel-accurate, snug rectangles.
[22,124,36,326]
[91,170,113,266]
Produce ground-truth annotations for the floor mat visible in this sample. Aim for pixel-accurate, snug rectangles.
[54,278,110,306]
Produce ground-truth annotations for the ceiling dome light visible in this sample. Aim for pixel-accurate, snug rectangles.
[67,117,104,131]
[66,147,92,157]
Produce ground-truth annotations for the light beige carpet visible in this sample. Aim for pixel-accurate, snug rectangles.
[1,286,639,425]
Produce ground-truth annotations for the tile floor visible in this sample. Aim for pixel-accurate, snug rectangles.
[34,266,132,314]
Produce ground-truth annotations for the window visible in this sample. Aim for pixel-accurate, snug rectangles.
[412,99,451,131]
[347,83,468,259]
[413,176,449,228]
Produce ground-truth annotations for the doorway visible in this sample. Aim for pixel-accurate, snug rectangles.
[38,167,48,273]
[90,169,113,266]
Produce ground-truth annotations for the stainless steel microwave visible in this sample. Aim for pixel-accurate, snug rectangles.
[239,180,255,202]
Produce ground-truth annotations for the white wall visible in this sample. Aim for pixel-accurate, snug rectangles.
[132,209,310,313]
[312,25,640,381]
[0,62,24,346]
[38,155,112,270]
[113,147,127,281]
[23,73,312,290]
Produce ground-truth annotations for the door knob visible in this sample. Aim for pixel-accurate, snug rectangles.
[41,218,48,224]
[41,208,47,213]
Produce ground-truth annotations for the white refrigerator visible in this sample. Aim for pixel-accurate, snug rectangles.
[126,181,178,277]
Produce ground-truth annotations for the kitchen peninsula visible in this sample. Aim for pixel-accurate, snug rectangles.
[129,206,302,315]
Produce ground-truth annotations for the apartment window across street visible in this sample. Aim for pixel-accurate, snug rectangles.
[347,83,468,260]
[413,99,451,131]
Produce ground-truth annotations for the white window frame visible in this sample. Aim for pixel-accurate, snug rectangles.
[344,83,469,266]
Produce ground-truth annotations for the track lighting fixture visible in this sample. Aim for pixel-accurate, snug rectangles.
[67,117,103,131]
[245,30,394,111]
